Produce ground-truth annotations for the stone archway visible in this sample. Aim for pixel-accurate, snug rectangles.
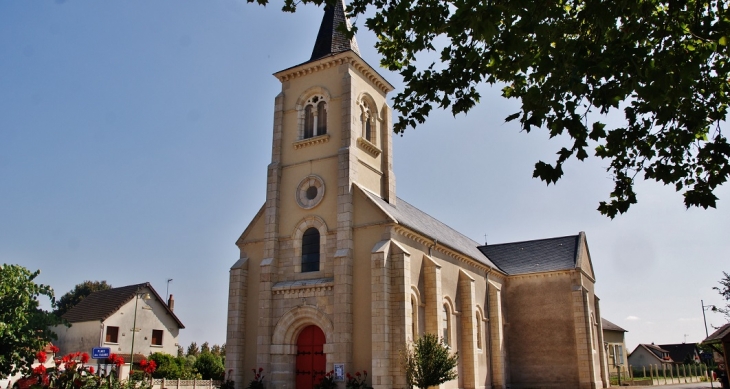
[269,306,334,388]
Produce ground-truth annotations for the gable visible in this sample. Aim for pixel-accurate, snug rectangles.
[353,185,392,226]
[236,204,266,246]
[575,232,596,281]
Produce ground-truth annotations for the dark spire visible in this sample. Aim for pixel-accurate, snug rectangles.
[310,0,360,61]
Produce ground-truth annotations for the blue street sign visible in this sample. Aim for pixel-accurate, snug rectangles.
[92,347,111,359]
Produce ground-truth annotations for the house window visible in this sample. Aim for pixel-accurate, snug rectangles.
[614,345,624,365]
[105,326,119,343]
[151,329,163,346]
[301,227,320,272]
[442,305,450,347]
[302,95,327,139]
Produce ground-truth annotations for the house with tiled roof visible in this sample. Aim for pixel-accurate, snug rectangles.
[628,343,674,369]
[658,343,701,365]
[52,282,184,378]
[602,318,628,373]
[224,1,608,388]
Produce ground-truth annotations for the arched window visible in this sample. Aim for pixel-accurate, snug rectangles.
[476,311,482,350]
[442,304,450,346]
[411,297,417,341]
[301,227,320,272]
[304,105,315,139]
[302,95,327,139]
[360,99,376,144]
[317,100,327,136]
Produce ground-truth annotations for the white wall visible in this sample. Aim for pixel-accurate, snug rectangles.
[53,285,181,365]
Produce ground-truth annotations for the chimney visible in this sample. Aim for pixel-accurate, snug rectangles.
[168,294,175,312]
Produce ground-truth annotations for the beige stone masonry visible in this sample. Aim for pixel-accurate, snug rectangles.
[459,270,479,389]
[488,280,508,389]
[423,254,443,337]
[225,258,248,387]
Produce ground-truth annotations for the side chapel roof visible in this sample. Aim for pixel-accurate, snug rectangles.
[310,0,360,61]
[477,234,581,275]
[62,282,185,328]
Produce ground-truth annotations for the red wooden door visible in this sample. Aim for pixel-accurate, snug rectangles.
[296,325,326,389]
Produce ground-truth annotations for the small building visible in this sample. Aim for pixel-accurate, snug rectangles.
[628,344,673,369]
[52,282,184,377]
[658,343,701,365]
[702,322,730,386]
[601,318,628,373]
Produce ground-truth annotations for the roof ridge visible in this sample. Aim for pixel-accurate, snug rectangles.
[479,233,579,248]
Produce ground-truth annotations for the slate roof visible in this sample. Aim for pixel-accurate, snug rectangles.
[602,318,627,332]
[62,282,185,328]
[310,0,360,61]
[357,185,498,269]
[477,235,580,275]
[658,343,700,363]
[704,322,730,343]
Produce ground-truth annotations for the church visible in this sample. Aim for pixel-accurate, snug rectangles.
[225,2,608,388]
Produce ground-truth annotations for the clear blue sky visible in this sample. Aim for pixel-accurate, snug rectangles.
[1,0,728,352]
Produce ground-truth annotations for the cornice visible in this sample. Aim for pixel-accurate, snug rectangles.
[357,137,381,157]
[294,134,330,150]
[507,269,575,280]
[274,53,394,94]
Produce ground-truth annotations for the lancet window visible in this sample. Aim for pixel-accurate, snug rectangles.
[302,95,327,139]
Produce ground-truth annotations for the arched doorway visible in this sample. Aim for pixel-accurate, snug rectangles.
[296,325,326,389]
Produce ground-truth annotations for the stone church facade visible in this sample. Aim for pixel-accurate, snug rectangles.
[225,2,609,388]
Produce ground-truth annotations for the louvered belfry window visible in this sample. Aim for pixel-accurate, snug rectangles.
[302,227,320,272]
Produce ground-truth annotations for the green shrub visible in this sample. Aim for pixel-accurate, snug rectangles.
[193,352,224,380]
[402,333,458,389]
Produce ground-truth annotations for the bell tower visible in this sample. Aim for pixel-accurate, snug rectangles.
[250,0,395,385]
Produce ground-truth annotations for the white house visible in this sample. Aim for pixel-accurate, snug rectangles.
[52,282,184,377]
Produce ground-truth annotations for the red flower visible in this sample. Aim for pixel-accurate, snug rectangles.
[363,370,367,375]
[258,367,263,373]
[36,351,47,363]
[32,365,46,375]
[50,345,60,354]
[54,359,62,366]
[355,372,361,377]
[89,366,95,374]
[144,360,157,375]
[346,373,352,379]
[80,353,90,364]
[140,359,148,368]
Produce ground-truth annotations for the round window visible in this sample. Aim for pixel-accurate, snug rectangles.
[296,175,325,209]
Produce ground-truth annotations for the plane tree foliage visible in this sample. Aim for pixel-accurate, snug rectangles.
[0,264,63,378]
[253,0,730,217]
[715,271,730,320]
